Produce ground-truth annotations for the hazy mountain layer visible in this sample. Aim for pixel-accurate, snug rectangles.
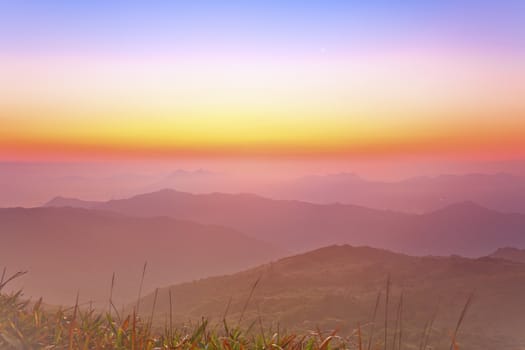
[263,172,525,213]
[0,207,285,305]
[47,189,525,256]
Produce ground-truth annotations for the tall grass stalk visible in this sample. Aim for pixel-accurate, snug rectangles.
[136,262,147,315]
[384,274,391,350]
[449,292,474,350]
[367,290,382,350]
[238,274,262,327]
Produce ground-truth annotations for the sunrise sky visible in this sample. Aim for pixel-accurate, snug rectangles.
[1,1,524,162]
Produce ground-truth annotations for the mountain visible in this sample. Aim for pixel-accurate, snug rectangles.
[489,247,525,263]
[46,190,525,256]
[400,201,525,256]
[0,162,164,207]
[261,172,525,213]
[0,162,229,207]
[0,207,285,305]
[135,169,239,195]
[135,245,525,349]
[44,196,99,209]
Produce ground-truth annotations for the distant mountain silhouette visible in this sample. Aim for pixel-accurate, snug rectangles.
[0,207,285,305]
[136,244,525,349]
[139,169,226,194]
[44,196,99,209]
[45,189,525,256]
[5,164,525,212]
[262,172,525,213]
[0,162,225,207]
[489,247,525,263]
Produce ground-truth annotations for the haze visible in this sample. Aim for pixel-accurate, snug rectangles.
[2,1,525,349]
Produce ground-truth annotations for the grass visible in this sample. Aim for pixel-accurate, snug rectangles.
[0,270,473,350]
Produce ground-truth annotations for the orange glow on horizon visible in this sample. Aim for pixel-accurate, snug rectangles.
[1,53,524,162]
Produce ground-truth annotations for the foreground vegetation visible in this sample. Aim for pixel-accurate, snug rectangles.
[0,270,471,350]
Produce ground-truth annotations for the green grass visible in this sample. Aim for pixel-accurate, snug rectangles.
[0,291,358,350]
[0,270,470,350]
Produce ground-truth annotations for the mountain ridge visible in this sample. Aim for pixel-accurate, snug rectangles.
[43,189,525,256]
[262,172,525,213]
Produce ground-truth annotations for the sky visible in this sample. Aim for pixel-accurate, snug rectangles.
[1,0,524,163]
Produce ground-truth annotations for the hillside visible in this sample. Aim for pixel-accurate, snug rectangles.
[46,189,525,256]
[136,245,525,350]
[262,172,525,213]
[0,207,285,305]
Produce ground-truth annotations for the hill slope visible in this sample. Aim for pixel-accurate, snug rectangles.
[46,189,525,256]
[136,245,525,350]
[0,207,285,305]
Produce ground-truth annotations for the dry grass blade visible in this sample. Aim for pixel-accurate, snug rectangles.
[221,296,233,335]
[147,288,159,332]
[110,300,122,324]
[0,271,27,291]
[384,274,391,350]
[398,292,403,350]
[169,288,173,340]
[391,292,403,350]
[0,267,6,285]
[107,273,122,323]
[223,295,233,322]
[108,272,115,316]
[257,304,267,347]
[319,335,336,350]
[238,274,262,326]
[132,309,137,350]
[68,291,79,350]
[136,261,147,315]
[367,290,382,350]
[449,292,474,350]
[419,300,440,350]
